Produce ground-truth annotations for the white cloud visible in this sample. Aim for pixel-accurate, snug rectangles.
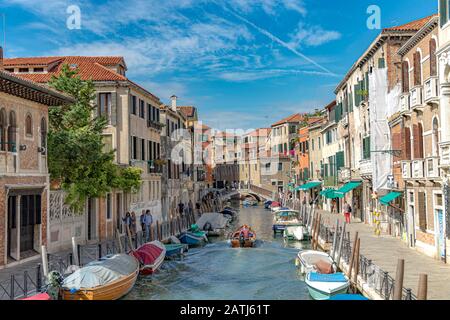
[289,23,342,48]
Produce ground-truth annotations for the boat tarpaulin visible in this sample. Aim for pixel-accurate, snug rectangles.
[296,181,322,191]
[380,192,402,206]
[194,212,229,230]
[309,272,347,283]
[131,243,164,265]
[62,254,138,290]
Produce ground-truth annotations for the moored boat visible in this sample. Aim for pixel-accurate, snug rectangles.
[296,250,336,274]
[264,200,272,209]
[179,230,208,246]
[61,254,139,300]
[130,241,166,275]
[230,225,256,248]
[242,199,258,206]
[283,225,308,241]
[164,243,188,257]
[305,272,349,300]
[329,294,369,300]
[272,209,300,233]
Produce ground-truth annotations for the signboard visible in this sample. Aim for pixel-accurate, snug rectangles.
[386,175,394,189]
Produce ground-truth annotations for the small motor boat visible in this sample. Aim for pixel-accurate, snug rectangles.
[264,200,273,209]
[230,225,256,248]
[296,250,336,274]
[283,225,308,241]
[305,272,349,300]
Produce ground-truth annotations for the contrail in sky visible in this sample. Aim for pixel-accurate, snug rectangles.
[217,1,338,77]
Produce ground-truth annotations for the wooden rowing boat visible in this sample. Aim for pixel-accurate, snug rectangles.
[230,225,256,248]
[61,254,139,300]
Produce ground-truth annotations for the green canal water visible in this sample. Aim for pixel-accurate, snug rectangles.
[124,202,312,300]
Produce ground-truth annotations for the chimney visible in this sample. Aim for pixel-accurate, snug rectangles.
[170,95,177,112]
[0,47,3,71]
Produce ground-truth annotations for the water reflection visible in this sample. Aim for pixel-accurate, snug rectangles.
[124,201,312,300]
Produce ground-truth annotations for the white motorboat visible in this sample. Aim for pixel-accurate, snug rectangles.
[305,272,349,300]
[296,250,336,274]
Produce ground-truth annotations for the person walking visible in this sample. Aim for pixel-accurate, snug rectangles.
[344,201,352,224]
[122,212,132,233]
[130,211,137,236]
[144,210,153,242]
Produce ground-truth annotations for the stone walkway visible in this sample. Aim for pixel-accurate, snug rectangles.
[317,209,450,300]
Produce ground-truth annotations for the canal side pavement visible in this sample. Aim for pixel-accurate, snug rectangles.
[317,209,450,300]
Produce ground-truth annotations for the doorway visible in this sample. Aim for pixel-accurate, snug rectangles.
[19,195,41,253]
[7,196,17,259]
[87,198,97,241]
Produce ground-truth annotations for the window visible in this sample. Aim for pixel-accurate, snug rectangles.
[413,123,424,159]
[19,68,29,73]
[103,135,113,154]
[401,61,410,93]
[430,39,437,77]
[363,136,371,160]
[106,193,112,220]
[140,139,145,161]
[278,162,282,171]
[40,118,47,153]
[98,93,111,121]
[131,95,137,115]
[413,51,422,86]
[440,0,450,27]
[139,99,145,118]
[318,137,321,149]
[4,68,13,72]
[33,68,44,73]
[378,57,386,69]
[418,192,427,231]
[433,118,440,156]
[131,136,138,160]
[25,114,33,136]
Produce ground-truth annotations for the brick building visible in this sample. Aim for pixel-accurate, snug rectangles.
[0,60,73,267]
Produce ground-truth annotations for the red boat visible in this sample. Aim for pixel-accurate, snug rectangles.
[130,241,166,275]
[20,293,51,300]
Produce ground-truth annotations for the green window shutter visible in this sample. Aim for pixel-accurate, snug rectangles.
[349,92,353,112]
[110,92,117,126]
[378,58,386,69]
[441,0,448,27]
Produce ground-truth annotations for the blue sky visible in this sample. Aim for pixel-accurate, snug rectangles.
[0,0,437,130]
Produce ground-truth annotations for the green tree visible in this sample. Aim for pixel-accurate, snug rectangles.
[48,64,142,212]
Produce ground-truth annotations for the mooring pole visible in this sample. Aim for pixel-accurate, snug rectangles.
[41,245,48,278]
[353,237,360,285]
[335,222,347,267]
[331,219,339,261]
[417,274,428,300]
[71,236,79,266]
[393,259,405,300]
[347,232,359,280]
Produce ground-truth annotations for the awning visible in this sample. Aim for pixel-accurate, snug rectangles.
[295,181,322,191]
[380,192,402,206]
[333,181,362,198]
[321,189,339,199]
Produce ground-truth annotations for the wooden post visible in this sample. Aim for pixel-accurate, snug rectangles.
[347,232,359,280]
[336,222,346,267]
[417,274,428,300]
[156,220,160,240]
[393,259,405,300]
[314,215,321,250]
[331,220,339,261]
[149,222,154,241]
[311,214,317,248]
[116,229,123,253]
[41,245,48,278]
[353,238,360,285]
[71,236,79,266]
[126,225,133,250]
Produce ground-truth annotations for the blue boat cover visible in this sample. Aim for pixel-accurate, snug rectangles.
[330,294,369,300]
[62,254,138,290]
[309,272,347,283]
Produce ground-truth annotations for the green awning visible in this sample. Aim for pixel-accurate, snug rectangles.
[296,181,322,191]
[334,181,362,198]
[320,188,333,196]
[321,189,339,199]
[380,192,402,206]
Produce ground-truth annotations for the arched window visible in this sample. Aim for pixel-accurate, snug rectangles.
[8,111,16,152]
[413,51,422,86]
[0,109,6,151]
[25,114,33,136]
[430,39,437,77]
[40,118,47,152]
[433,117,440,156]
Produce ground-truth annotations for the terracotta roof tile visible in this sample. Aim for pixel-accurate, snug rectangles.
[271,113,304,127]
[177,106,196,118]
[5,56,125,67]
[383,14,437,32]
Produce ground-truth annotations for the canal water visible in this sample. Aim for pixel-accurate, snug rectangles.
[124,202,312,300]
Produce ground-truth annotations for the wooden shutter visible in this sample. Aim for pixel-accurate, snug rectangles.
[414,52,422,86]
[93,93,99,118]
[430,39,437,77]
[418,123,424,159]
[110,92,117,125]
[412,124,424,159]
[418,192,427,231]
[404,127,412,159]
[402,61,410,93]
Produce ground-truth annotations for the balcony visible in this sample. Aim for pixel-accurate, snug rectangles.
[425,156,440,179]
[410,86,423,111]
[338,167,351,183]
[424,77,439,104]
[441,144,450,168]
[400,93,410,113]
[147,120,164,131]
[359,159,372,177]
[412,159,424,179]
[401,160,411,179]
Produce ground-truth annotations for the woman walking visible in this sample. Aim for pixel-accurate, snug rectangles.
[343,201,352,224]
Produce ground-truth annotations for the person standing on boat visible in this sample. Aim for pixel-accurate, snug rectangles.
[144,210,153,242]
[344,201,352,224]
